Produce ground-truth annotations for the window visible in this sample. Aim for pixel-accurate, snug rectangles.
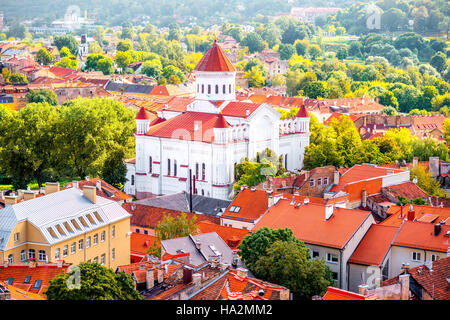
[14,232,19,242]
[21,250,26,262]
[101,231,105,242]
[131,175,134,186]
[55,248,60,260]
[412,252,421,262]
[202,163,206,180]
[228,206,241,213]
[285,154,287,169]
[197,84,199,93]
[229,84,232,93]
[101,254,105,265]
[431,254,440,262]
[208,84,211,94]
[94,234,98,245]
[28,249,35,260]
[63,245,68,257]
[173,160,177,177]
[195,163,199,179]
[79,239,83,251]
[215,84,218,94]
[112,226,115,238]
[33,280,42,290]
[310,179,315,187]
[167,159,171,176]
[149,156,152,173]
[201,189,204,196]
[201,84,204,94]
[7,278,13,285]
[223,84,226,94]
[136,229,140,233]
[8,254,13,263]
[317,178,322,186]
[312,251,320,258]
[71,242,76,254]
[332,272,338,281]
[38,250,46,261]
[93,256,98,263]
[24,276,31,284]
[324,177,328,185]
[112,248,115,261]
[327,253,338,263]
[86,236,91,248]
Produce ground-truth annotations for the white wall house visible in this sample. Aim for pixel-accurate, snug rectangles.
[125,41,310,200]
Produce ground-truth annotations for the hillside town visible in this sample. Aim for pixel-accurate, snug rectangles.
[0,0,449,305]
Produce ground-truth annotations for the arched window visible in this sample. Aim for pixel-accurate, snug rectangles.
[149,156,152,173]
[208,85,211,94]
[202,84,204,93]
[195,163,199,179]
[131,175,135,186]
[8,254,13,263]
[223,84,226,94]
[202,163,206,180]
[167,159,171,176]
[285,154,288,169]
[215,84,219,94]
[174,160,177,177]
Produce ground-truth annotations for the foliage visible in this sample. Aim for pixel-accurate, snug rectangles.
[53,35,79,56]
[45,262,142,300]
[36,48,54,65]
[409,165,446,198]
[25,89,58,106]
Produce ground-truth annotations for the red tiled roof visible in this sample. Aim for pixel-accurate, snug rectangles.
[150,85,170,96]
[322,286,375,300]
[144,112,226,143]
[220,101,261,118]
[393,220,449,252]
[382,182,428,200]
[214,113,229,129]
[48,66,77,78]
[0,262,70,298]
[195,220,249,247]
[295,105,309,118]
[222,189,269,222]
[348,224,399,266]
[123,203,220,229]
[165,96,195,112]
[254,198,371,249]
[382,205,450,227]
[136,106,151,120]
[65,178,132,202]
[194,40,236,72]
[131,232,158,256]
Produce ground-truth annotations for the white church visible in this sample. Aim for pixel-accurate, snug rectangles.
[124,40,310,200]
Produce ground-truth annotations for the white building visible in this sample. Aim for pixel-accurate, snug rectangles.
[124,40,310,200]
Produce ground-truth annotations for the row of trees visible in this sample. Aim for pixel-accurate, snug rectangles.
[0,95,135,190]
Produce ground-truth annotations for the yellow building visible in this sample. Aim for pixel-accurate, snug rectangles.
[0,183,131,270]
[0,95,15,111]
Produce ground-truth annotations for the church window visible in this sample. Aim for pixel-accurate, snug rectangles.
[149,156,152,173]
[167,159,171,176]
[202,163,206,180]
[174,160,177,177]
[229,84,232,93]
[215,85,219,94]
[223,84,226,94]
[131,175,134,186]
[208,85,211,94]
[195,163,199,179]
[202,84,204,93]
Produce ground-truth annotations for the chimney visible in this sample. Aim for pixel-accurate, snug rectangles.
[82,185,96,204]
[96,180,102,190]
[412,157,418,168]
[192,273,202,286]
[146,268,154,290]
[434,223,441,236]
[195,240,201,250]
[236,267,248,279]
[399,274,410,300]
[22,191,36,201]
[407,205,415,221]
[157,268,164,283]
[362,189,367,208]
[240,184,248,191]
[325,204,333,220]
[4,196,19,206]
[45,182,60,195]
[334,170,339,185]
[250,186,256,192]
[183,268,193,285]
[358,284,368,296]
[267,196,274,209]
[72,180,79,189]
[401,263,410,273]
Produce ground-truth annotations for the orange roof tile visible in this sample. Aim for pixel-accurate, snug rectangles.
[65,178,132,202]
[131,232,158,255]
[381,205,450,227]
[393,221,449,252]
[195,220,249,247]
[348,224,399,266]
[220,101,261,118]
[194,40,236,72]
[322,286,375,300]
[254,198,371,249]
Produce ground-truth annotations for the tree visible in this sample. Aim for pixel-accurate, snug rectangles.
[25,89,58,106]
[241,32,265,53]
[377,90,399,109]
[409,164,446,197]
[101,150,128,189]
[114,51,134,71]
[117,40,133,52]
[279,43,296,60]
[0,103,59,188]
[237,227,302,270]
[162,65,185,83]
[55,57,78,70]
[141,59,162,78]
[36,48,54,65]
[53,35,79,56]
[6,73,28,84]
[252,240,333,300]
[59,47,72,59]
[444,118,450,144]
[430,52,447,73]
[303,81,329,99]
[88,42,103,55]
[336,47,348,60]
[55,98,135,180]
[97,58,114,75]
[307,45,322,61]
[244,66,266,88]
[45,262,142,300]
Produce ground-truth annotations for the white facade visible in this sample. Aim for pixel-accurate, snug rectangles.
[125,51,310,200]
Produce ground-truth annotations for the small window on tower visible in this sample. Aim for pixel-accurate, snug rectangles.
[223,84,226,94]
[208,85,211,94]
[215,84,218,94]
[202,84,204,93]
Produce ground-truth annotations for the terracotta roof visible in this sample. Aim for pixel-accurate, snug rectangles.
[295,105,309,118]
[220,101,261,118]
[123,203,220,229]
[254,198,371,249]
[194,40,236,72]
[0,262,70,298]
[4,283,45,300]
[393,220,449,252]
[348,224,399,266]
[381,205,450,227]
[144,112,227,143]
[214,113,229,128]
[382,182,428,201]
[48,66,77,78]
[165,96,195,112]
[221,189,269,222]
[131,232,158,256]
[322,286,375,300]
[195,220,249,248]
[64,178,132,202]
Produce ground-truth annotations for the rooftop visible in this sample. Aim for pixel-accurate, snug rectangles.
[194,40,236,72]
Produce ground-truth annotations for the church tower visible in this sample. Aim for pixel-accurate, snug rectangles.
[193,40,236,102]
